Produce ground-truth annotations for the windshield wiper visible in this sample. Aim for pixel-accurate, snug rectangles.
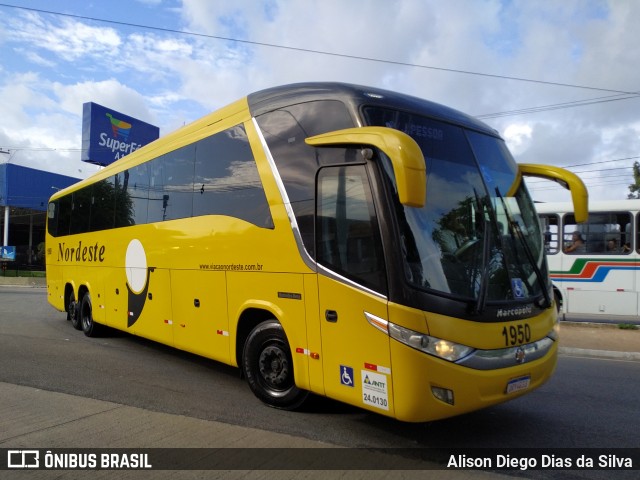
[471,190,492,315]
[472,216,492,315]
[495,187,551,309]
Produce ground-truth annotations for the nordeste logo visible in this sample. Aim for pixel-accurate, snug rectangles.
[125,239,150,327]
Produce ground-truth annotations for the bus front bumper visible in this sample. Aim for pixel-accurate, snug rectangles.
[389,337,558,422]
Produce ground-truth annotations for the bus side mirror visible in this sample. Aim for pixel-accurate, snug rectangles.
[519,163,589,223]
[305,127,426,208]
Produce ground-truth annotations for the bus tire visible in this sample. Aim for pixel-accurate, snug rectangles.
[68,292,82,330]
[242,320,308,410]
[80,293,102,337]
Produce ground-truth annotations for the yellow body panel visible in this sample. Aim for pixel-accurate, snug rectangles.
[316,275,394,415]
[302,274,324,394]
[172,270,229,362]
[103,265,127,330]
[135,268,173,345]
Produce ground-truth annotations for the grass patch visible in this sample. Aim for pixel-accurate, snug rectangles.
[618,323,639,330]
[0,269,45,278]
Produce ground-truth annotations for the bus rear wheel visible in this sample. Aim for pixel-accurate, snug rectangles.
[242,320,308,410]
[68,292,82,330]
[80,293,102,337]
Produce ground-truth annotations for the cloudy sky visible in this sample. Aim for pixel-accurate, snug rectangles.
[1,0,639,203]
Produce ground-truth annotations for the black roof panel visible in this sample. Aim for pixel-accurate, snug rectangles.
[247,82,498,136]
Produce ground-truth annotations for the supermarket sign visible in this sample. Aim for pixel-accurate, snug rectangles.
[81,102,159,167]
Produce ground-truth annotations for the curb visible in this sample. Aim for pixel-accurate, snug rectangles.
[559,346,640,362]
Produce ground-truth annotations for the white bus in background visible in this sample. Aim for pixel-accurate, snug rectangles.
[536,200,640,318]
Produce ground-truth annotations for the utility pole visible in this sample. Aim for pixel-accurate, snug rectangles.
[0,149,10,247]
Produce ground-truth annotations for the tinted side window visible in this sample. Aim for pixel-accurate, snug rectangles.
[69,186,92,235]
[125,164,149,226]
[256,100,355,254]
[57,195,72,237]
[47,202,59,237]
[161,144,196,221]
[48,123,272,235]
[90,177,116,231]
[316,164,386,294]
[148,158,167,223]
[194,125,272,228]
[114,172,134,228]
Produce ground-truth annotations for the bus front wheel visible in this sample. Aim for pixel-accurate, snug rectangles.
[242,320,308,410]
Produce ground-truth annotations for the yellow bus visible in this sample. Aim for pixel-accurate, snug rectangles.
[46,83,587,422]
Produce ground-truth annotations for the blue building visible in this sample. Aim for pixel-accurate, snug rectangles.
[0,164,80,268]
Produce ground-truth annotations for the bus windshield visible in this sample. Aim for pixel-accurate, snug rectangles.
[365,108,547,305]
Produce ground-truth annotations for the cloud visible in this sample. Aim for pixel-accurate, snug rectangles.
[52,79,156,124]
[1,0,639,200]
[0,72,54,127]
[7,12,121,63]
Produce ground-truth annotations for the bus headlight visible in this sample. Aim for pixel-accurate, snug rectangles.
[388,323,475,362]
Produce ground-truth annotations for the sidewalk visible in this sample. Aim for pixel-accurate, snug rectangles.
[558,321,640,361]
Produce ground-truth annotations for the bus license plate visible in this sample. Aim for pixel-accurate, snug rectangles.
[506,375,530,394]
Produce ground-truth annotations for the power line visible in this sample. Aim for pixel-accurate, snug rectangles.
[0,147,83,152]
[527,171,633,186]
[524,154,639,193]
[575,173,632,181]
[571,166,632,174]
[528,180,631,192]
[527,167,632,182]
[525,155,640,181]
[477,93,640,119]
[1,2,639,96]
[564,156,640,168]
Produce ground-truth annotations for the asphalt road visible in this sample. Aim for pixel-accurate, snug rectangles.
[1,287,639,479]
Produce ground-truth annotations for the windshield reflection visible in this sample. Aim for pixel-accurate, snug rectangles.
[365,108,547,303]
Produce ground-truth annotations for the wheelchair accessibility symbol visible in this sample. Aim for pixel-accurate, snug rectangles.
[512,278,525,299]
[340,365,354,387]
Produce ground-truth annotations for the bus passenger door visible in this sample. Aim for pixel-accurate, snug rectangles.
[316,164,393,415]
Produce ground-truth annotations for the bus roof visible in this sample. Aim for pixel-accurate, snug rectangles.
[248,82,499,136]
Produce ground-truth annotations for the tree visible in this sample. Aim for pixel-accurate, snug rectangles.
[628,161,640,199]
